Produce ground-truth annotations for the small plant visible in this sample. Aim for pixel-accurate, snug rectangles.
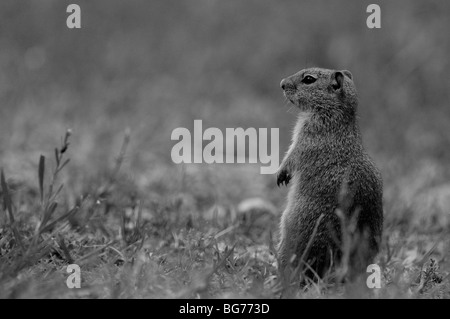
[37,129,78,235]
[0,129,78,281]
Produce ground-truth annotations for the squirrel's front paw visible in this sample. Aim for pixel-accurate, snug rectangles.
[277,169,291,187]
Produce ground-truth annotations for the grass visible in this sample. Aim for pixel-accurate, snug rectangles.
[0,130,448,299]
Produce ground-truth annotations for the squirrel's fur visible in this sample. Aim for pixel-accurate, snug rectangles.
[277,67,383,280]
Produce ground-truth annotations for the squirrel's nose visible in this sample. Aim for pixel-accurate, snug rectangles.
[280,78,294,90]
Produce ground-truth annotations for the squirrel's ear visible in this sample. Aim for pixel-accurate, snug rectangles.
[342,70,353,80]
[331,71,344,91]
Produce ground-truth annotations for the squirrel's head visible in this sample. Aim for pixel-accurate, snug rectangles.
[280,67,358,118]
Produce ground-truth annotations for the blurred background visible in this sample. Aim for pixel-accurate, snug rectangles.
[0,0,449,226]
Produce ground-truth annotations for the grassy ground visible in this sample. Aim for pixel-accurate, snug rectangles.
[0,130,448,299]
[1,1,450,298]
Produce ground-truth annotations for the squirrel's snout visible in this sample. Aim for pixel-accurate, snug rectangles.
[280,78,295,91]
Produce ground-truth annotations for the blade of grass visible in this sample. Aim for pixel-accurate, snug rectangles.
[1,169,14,223]
[38,155,45,204]
[56,159,70,174]
[57,234,74,263]
[54,148,60,166]
[39,206,79,234]
[74,240,116,265]
[48,184,64,204]
[1,169,25,252]
[40,201,58,231]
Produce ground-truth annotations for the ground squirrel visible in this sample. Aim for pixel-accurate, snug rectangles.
[277,67,383,281]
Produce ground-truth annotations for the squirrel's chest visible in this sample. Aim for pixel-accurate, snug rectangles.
[296,150,349,195]
[289,113,311,151]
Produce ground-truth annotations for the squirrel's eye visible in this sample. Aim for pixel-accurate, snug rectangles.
[302,75,316,84]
